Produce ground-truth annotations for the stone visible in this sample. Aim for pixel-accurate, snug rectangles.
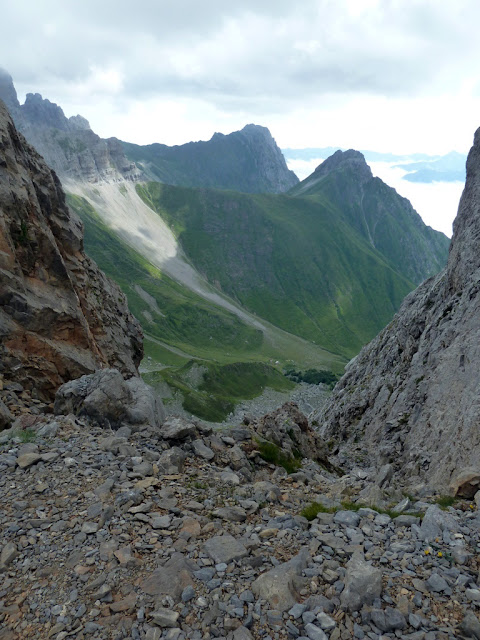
[304,623,328,640]
[161,417,196,441]
[419,505,458,541]
[55,369,164,430]
[425,573,450,593]
[232,627,253,640]
[370,608,407,632]
[203,535,248,564]
[16,452,42,468]
[340,552,382,612]
[151,608,179,628]
[251,548,310,612]
[192,439,214,460]
[213,506,247,522]
[459,611,480,639]
[157,447,186,474]
[450,468,480,498]
[140,553,195,602]
[0,399,13,430]
[0,542,18,567]
[333,510,360,527]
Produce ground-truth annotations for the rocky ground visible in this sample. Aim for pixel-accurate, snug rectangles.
[1,372,480,640]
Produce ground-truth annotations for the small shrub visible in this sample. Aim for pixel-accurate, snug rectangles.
[436,495,456,509]
[17,428,36,443]
[301,502,336,521]
[256,440,301,474]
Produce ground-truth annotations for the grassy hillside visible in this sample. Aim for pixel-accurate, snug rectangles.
[289,151,450,285]
[137,182,415,358]
[68,193,346,420]
[144,360,294,422]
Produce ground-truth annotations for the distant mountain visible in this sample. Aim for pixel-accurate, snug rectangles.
[122,124,299,194]
[284,146,468,185]
[283,147,436,164]
[0,68,139,183]
[0,69,297,194]
[395,151,466,183]
[289,150,450,286]
[133,149,449,359]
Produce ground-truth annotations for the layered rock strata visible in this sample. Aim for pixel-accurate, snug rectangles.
[0,100,143,402]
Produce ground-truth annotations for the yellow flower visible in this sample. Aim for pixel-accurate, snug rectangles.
[425,548,430,555]
[437,552,443,557]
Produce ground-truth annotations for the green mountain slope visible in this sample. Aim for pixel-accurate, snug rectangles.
[136,181,418,359]
[122,124,298,193]
[289,150,450,284]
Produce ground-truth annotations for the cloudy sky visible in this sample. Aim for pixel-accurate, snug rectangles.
[2,0,480,233]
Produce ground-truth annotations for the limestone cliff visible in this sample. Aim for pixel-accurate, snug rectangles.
[0,100,143,400]
[315,127,480,493]
[0,69,140,183]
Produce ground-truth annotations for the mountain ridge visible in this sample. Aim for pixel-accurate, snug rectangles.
[314,126,480,494]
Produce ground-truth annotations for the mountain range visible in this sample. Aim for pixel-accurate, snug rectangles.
[0,69,451,419]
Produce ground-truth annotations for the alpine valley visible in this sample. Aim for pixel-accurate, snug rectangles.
[0,69,449,421]
[3,64,480,640]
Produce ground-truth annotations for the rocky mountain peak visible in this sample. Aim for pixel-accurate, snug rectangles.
[22,92,71,131]
[315,125,480,494]
[447,126,480,293]
[0,68,20,113]
[313,149,372,182]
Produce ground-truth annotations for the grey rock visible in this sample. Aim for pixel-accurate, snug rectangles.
[157,447,186,474]
[419,505,459,541]
[203,535,248,564]
[0,542,18,567]
[16,452,42,468]
[459,611,480,639]
[141,553,195,602]
[213,506,247,522]
[55,369,164,430]
[232,627,253,640]
[304,623,327,640]
[151,608,179,627]
[333,510,360,527]
[426,572,450,593]
[251,547,310,612]
[0,398,13,430]
[340,551,382,612]
[161,417,196,441]
[192,439,215,460]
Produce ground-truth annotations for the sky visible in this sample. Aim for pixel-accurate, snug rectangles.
[2,0,479,233]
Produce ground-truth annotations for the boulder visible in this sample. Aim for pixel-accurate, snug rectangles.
[140,553,195,602]
[450,468,480,498]
[340,551,382,612]
[251,547,310,611]
[54,369,165,430]
[0,399,13,431]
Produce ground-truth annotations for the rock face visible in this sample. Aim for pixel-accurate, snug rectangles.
[0,100,143,401]
[122,123,299,194]
[315,127,480,492]
[0,69,140,183]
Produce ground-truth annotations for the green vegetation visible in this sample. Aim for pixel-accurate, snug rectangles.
[256,440,302,474]
[144,360,294,422]
[67,194,264,361]
[17,428,37,443]
[435,495,457,509]
[137,181,419,359]
[285,367,340,388]
[300,500,405,521]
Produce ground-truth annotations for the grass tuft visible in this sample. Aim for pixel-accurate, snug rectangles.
[256,440,301,474]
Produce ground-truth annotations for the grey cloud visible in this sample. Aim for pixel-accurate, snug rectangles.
[2,0,480,116]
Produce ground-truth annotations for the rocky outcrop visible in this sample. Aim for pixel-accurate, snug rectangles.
[315,127,480,493]
[0,69,141,183]
[122,123,299,194]
[0,100,143,402]
[54,369,165,431]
